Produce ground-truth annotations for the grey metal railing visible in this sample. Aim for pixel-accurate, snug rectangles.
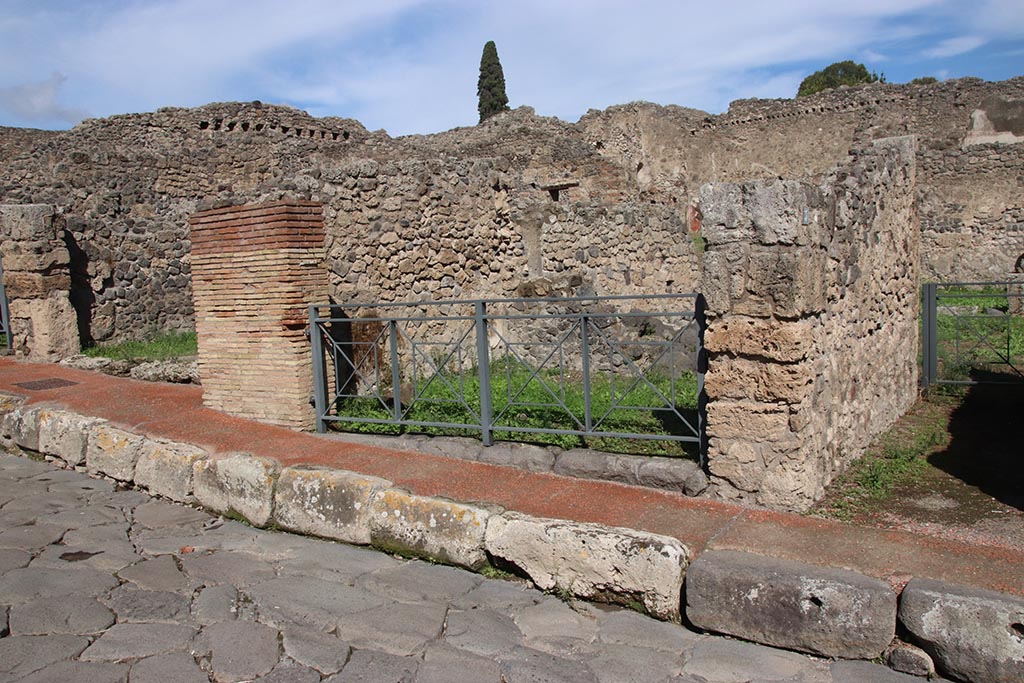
[921,280,1024,387]
[0,257,10,350]
[310,294,706,458]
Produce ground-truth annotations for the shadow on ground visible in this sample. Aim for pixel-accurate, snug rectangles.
[928,369,1024,511]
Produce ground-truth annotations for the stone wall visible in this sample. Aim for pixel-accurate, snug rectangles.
[190,200,328,430]
[699,137,920,510]
[0,204,80,360]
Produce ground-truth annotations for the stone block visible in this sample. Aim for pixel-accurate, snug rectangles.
[706,401,792,441]
[133,439,208,502]
[2,405,41,451]
[635,456,705,495]
[885,641,935,678]
[0,392,25,418]
[484,512,689,621]
[898,577,1024,683]
[704,317,815,362]
[685,550,897,659]
[369,488,492,569]
[193,453,278,527]
[37,409,103,466]
[86,424,145,481]
[703,357,815,403]
[553,449,638,485]
[475,441,555,473]
[272,466,389,544]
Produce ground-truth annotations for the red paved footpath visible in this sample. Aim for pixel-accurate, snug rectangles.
[1,357,1021,597]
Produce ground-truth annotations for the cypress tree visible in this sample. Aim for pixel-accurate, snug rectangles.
[477,41,510,123]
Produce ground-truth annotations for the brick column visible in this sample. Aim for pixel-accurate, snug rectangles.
[0,204,80,360]
[190,200,328,430]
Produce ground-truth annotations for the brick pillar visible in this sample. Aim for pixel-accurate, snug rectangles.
[190,200,328,430]
[0,204,80,360]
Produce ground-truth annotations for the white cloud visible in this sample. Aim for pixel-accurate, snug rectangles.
[0,72,87,124]
[922,35,986,58]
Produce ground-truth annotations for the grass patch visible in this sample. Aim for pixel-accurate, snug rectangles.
[932,285,1024,383]
[84,331,197,361]
[329,357,700,457]
[810,396,951,521]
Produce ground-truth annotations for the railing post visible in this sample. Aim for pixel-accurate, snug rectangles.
[921,283,937,389]
[388,319,402,422]
[580,313,593,434]
[309,305,328,433]
[695,294,708,471]
[475,301,494,446]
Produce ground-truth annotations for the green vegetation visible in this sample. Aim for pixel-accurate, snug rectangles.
[933,286,1024,383]
[83,331,197,361]
[477,40,510,123]
[909,76,938,85]
[797,60,884,97]
[331,356,699,457]
[810,399,950,521]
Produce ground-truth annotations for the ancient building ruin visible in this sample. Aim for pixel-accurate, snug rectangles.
[0,76,1021,509]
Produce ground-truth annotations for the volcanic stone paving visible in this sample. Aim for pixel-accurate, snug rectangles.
[0,454,925,683]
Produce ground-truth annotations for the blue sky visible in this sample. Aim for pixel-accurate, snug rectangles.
[1,0,1021,136]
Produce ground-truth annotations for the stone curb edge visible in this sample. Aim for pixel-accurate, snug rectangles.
[1,395,1021,682]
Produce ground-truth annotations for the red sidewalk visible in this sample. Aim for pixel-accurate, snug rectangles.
[2,356,1021,597]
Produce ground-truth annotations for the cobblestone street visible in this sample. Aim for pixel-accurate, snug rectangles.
[0,453,926,682]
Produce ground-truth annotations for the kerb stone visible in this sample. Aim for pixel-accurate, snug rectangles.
[86,424,145,481]
[369,488,492,569]
[133,439,207,502]
[272,467,389,545]
[37,409,103,466]
[193,453,278,527]
[484,512,688,621]
[2,405,41,451]
[898,577,1024,683]
[685,550,896,659]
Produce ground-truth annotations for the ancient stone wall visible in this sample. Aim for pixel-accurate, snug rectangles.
[699,137,920,510]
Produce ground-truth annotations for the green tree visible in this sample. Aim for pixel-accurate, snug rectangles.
[477,40,510,123]
[797,60,884,97]
[909,76,938,85]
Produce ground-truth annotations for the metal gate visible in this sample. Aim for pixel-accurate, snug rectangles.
[921,281,1024,387]
[309,294,706,458]
[0,256,10,351]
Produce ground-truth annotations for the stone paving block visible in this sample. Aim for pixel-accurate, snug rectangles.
[134,438,208,502]
[36,408,102,466]
[444,607,523,656]
[587,643,686,683]
[323,648,418,683]
[899,577,1024,683]
[194,620,282,683]
[2,404,41,451]
[191,584,239,625]
[485,512,689,621]
[80,622,197,661]
[368,488,491,569]
[246,576,389,631]
[334,601,447,656]
[829,659,927,682]
[9,595,115,635]
[681,638,823,682]
[597,607,701,653]
[514,597,600,644]
[0,566,119,604]
[179,549,277,587]
[272,466,388,545]
[86,423,145,481]
[451,577,543,613]
[357,560,481,604]
[129,654,209,683]
[0,547,32,572]
[103,585,192,623]
[118,554,190,593]
[0,634,91,680]
[193,453,278,527]
[685,549,897,659]
[498,645,599,683]
[282,624,352,675]
[12,660,129,683]
[418,643,503,683]
[885,641,936,678]
[0,521,66,550]
[257,660,322,683]
[133,498,213,529]
[275,537,400,582]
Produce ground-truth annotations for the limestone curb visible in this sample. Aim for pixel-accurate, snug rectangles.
[1,398,1021,681]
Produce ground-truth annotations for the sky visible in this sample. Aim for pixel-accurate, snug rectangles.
[0,0,1022,137]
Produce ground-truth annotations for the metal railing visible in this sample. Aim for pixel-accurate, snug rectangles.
[310,294,706,458]
[0,257,10,351]
[921,281,1024,387]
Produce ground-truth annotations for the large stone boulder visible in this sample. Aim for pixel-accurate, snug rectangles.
[899,578,1024,683]
[685,550,896,659]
